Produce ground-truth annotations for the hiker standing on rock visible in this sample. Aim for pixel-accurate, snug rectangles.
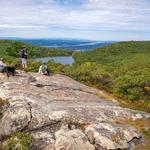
[20,46,27,71]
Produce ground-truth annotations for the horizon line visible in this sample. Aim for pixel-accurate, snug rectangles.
[0,37,150,42]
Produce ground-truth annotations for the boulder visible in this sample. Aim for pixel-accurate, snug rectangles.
[54,127,94,150]
[85,123,141,149]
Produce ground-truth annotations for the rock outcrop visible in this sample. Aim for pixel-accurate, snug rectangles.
[0,72,149,150]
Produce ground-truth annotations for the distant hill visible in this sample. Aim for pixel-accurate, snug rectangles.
[0,38,115,51]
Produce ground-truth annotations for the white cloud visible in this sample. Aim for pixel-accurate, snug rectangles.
[0,24,46,29]
[0,0,150,40]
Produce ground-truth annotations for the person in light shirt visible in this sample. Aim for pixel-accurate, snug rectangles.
[0,58,6,73]
[38,63,49,76]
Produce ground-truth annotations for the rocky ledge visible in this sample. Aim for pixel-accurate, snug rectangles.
[0,72,149,150]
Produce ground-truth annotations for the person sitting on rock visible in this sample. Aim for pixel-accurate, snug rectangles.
[38,63,49,76]
[0,58,6,73]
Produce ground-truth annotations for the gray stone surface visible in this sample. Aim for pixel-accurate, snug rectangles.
[0,72,149,150]
[54,127,95,150]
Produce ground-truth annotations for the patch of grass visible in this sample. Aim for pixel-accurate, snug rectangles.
[96,90,117,102]
[95,89,150,113]
[0,99,9,119]
[1,132,32,150]
[140,129,150,150]
[142,129,150,139]
[114,118,150,150]
[135,129,150,150]
[0,99,8,107]
[114,118,150,132]
[118,98,150,113]
[112,131,126,150]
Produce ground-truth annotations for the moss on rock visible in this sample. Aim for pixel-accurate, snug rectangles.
[0,99,9,120]
[1,132,32,150]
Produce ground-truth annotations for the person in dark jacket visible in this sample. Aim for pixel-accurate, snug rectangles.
[20,46,27,71]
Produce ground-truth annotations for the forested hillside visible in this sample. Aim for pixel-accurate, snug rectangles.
[0,40,72,58]
[65,41,150,112]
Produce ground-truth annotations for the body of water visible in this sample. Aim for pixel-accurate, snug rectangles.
[35,56,74,65]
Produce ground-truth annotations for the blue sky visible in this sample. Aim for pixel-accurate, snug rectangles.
[0,0,150,40]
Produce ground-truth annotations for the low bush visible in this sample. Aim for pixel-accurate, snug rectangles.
[1,132,32,150]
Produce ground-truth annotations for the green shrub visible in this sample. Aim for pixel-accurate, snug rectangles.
[27,60,42,72]
[64,62,111,89]
[127,87,141,100]
[47,60,66,73]
[0,99,9,120]
[1,132,32,150]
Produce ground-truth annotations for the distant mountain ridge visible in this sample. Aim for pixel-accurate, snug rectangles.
[0,37,116,51]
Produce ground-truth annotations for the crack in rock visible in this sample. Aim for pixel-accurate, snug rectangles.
[21,100,33,131]
[33,83,96,96]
